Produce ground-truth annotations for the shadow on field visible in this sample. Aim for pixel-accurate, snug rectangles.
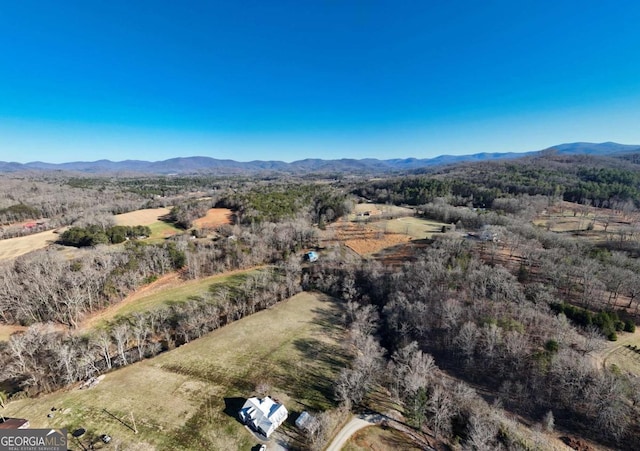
[289,336,348,410]
[293,338,346,369]
[308,296,346,334]
[223,397,246,423]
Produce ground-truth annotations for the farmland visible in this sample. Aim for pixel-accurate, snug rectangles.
[114,207,181,241]
[533,201,639,238]
[3,158,640,450]
[113,208,172,227]
[2,292,347,450]
[328,204,448,256]
[0,229,59,260]
[191,208,233,229]
[329,220,411,256]
[0,208,177,261]
[371,216,450,239]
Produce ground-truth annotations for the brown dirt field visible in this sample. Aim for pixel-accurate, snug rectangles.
[0,229,59,261]
[328,221,411,256]
[113,207,172,226]
[192,208,233,229]
[372,240,431,266]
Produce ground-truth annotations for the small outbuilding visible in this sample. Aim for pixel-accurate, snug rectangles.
[239,397,288,438]
[304,251,318,263]
[295,411,313,430]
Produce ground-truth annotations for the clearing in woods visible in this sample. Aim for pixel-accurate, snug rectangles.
[114,207,181,241]
[192,208,233,229]
[593,329,640,376]
[328,220,411,256]
[371,217,449,239]
[327,203,447,256]
[77,266,267,332]
[533,201,639,238]
[2,292,347,451]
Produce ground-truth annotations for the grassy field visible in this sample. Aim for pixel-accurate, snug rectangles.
[532,201,638,237]
[349,203,414,221]
[0,229,59,260]
[114,208,172,226]
[371,217,449,239]
[598,329,640,376]
[113,207,182,242]
[2,292,347,450]
[79,268,267,332]
[0,208,179,261]
[145,221,182,241]
[343,426,423,451]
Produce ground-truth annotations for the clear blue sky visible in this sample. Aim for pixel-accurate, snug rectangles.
[1,1,640,163]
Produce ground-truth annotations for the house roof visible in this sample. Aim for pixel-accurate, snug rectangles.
[0,418,30,429]
[239,397,288,437]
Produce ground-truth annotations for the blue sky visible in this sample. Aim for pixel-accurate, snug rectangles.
[1,1,640,163]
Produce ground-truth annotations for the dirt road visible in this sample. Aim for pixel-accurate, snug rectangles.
[325,414,382,451]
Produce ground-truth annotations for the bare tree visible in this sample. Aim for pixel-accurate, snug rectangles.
[111,323,131,366]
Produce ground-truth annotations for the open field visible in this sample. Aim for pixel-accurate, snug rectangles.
[114,207,182,241]
[192,208,233,229]
[114,208,172,226]
[533,201,639,237]
[371,217,449,239]
[78,267,267,331]
[349,203,414,221]
[0,208,179,261]
[145,221,182,241]
[2,292,347,450]
[343,426,423,451]
[326,214,446,257]
[329,221,411,256]
[0,229,59,260]
[595,329,640,376]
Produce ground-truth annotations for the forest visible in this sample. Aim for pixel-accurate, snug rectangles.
[2,152,640,450]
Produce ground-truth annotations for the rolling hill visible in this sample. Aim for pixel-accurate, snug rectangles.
[2,142,639,175]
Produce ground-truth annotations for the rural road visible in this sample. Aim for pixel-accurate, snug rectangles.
[325,414,382,451]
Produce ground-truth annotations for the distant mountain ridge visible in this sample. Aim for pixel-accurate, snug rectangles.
[2,142,639,175]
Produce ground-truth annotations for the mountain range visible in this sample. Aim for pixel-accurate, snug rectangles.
[2,142,639,175]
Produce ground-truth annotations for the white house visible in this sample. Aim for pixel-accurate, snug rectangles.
[238,397,288,438]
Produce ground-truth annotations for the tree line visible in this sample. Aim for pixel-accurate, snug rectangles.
[59,225,152,247]
[0,263,301,394]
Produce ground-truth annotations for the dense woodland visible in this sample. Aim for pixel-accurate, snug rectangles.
[2,153,640,449]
